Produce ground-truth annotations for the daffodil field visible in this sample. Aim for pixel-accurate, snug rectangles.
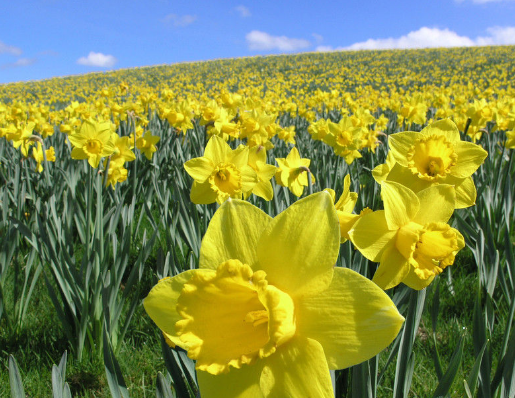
[1,45,515,397]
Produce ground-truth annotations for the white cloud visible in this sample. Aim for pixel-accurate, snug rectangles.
[318,26,515,52]
[162,13,197,27]
[246,30,311,52]
[0,40,22,56]
[346,27,476,50]
[477,26,515,45]
[1,57,36,70]
[235,5,251,17]
[312,33,324,45]
[77,52,117,68]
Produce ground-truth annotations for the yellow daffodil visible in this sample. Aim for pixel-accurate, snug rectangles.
[275,147,315,197]
[144,192,404,397]
[324,174,366,243]
[32,142,56,172]
[104,157,128,189]
[247,146,277,201]
[184,136,258,204]
[136,131,160,160]
[69,118,115,168]
[506,128,515,149]
[350,181,465,290]
[323,117,363,165]
[373,119,488,208]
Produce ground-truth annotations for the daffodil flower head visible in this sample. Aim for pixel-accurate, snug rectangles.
[374,118,488,208]
[350,181,465,290]
[144,193,404,397]
[184,136,258,204]
[324,174,360,242]
[275,147,315,197]
[69,118,116,168]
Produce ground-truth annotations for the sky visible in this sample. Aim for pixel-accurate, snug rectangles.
[1,0,515,84]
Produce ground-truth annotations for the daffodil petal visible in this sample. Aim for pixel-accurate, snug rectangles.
[421,118,461,143]
[413,184,455,225]
[373,244,410,290]
[349,210,396,262]
[252,181,274,201]
[382,181,420,230]
[204,135,230,164]
[190,180,218,205]
[402,266,435,290]
[200,199,271,270]
[388,131,421,166]
[454,176,477,209]
[257,192,339,298]
[296,267,404,369]
[451,141,488,178]
[384,162,432,193]
[184,157,215,182]
[259,336,334,398]
[197,363,265,398]
[240,165,259,192]
[143,269,213,348]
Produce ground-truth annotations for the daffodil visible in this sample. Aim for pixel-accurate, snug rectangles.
[32,142,56,172]
[275,147,315,197]
[184,136,258,204]
[246,146,277,201]
[69,118,115,168]
[136,131,160,160]
[373,119,488,208]
[324,174,362,243]
[144,192,404,397]
[349,181,465,290]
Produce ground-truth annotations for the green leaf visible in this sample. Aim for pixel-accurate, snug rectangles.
[8,355,25,398]
[156,372,175,398]
[103,326,130,398]
[432,334,465,397]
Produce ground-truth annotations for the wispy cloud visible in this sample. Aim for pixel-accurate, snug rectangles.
[246,30,311,52]
[1,57,36,70]
[0,40,22,56]
[235,5,251,17]
[77,52,117,68]
[312,33,324,45]
[317,26,515,51]
[162,13,197,27]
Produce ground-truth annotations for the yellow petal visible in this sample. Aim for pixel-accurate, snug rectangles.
[401,267,435,290]
[252,180,274,201]
[388,131,420,166]
[453,176,477,209]
[184,157,215,182]
[412,184,455,225]
[204,135,230,164]
[197,363,265,398]
[451,141,488,178]
[143,270,213,348]
[373,244,410,290]
[421,118,461,143]
[257,192,339,298]
[200,199,271,270]
[381,181,420,230]
[384,162,432,193]
[259,337,334,398]
[297,267,404,369]
[240,165,259,193]
[190,180,218,204]
[349,210,396,262]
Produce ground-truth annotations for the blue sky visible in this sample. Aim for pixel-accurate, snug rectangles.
[1,0,515,84]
